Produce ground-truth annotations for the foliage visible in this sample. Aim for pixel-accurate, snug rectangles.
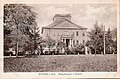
[88,21,117,54]
[4,4,36,34]
[65,44,85,54]
[88,21,104,54]
[105,28,116,54]
[44,36,56,53]
[24,22,40,54]
[4,4,39,56]
[4,19,13,50]
[56,40,65,50]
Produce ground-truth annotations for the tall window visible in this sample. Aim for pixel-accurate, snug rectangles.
[76,31,78,36]
[77,40,79,45]
[83,40,85,43]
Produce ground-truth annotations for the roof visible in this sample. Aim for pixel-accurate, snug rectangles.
[53,14,71,20]
[41,14,87,33]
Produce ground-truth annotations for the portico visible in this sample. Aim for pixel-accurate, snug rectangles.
[61,38,73,47]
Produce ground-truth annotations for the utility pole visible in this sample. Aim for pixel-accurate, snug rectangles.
[103,25,105,55]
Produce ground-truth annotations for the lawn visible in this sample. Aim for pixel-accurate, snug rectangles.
[4,54,117,72]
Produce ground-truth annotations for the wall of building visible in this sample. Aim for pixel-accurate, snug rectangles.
[42,14,89,46]
[42,28,89,45]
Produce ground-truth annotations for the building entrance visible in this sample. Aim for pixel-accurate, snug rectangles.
[66,39,70,47]
[62,38,73,47]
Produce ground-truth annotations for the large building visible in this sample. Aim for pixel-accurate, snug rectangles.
[42,14,89,47]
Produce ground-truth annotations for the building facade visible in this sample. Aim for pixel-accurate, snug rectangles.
[42,14,89,47]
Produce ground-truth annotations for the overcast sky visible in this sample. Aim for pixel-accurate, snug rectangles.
[28,3,117,31]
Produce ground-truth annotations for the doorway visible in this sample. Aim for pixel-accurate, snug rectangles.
[66,39,70,47]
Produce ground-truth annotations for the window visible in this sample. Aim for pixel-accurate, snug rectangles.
[76,40,79,45]
[63,39,65,42]
[76,31,78,36]
[82,33,85,36]
[83,40,85,43]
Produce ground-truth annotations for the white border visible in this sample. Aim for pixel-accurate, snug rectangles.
[1,0,120,78]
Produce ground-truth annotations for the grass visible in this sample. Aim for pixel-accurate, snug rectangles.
[4,54,117,72]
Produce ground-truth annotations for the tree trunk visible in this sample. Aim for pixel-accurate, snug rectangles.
[33,37,36,55]
[40,45,43,55]
[16,26,19,57]
[16,41,18,57]
[95,48,96,56]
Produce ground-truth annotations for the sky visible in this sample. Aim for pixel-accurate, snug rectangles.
[28,3,117,32]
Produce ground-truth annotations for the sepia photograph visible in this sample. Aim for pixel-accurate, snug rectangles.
[3,3,117,72]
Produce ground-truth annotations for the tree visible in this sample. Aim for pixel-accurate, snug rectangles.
[24,23,40,55]
[4,25,12,51]
[88,21,117,55]
[112,28,117,54]
[37,37,46,55]
[88,21,104,55]
[57,40,65,50]
[105,28,115,54]
[56,40,66,54]
[4,4,38,57]
[45,36,56,54]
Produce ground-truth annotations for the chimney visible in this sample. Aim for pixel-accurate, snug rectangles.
[53,14,71,22]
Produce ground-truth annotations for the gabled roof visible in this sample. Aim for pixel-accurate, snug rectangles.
[41,19,87,33]
[43,19,64,28]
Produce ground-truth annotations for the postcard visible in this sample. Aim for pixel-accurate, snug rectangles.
[1,0,120,78]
